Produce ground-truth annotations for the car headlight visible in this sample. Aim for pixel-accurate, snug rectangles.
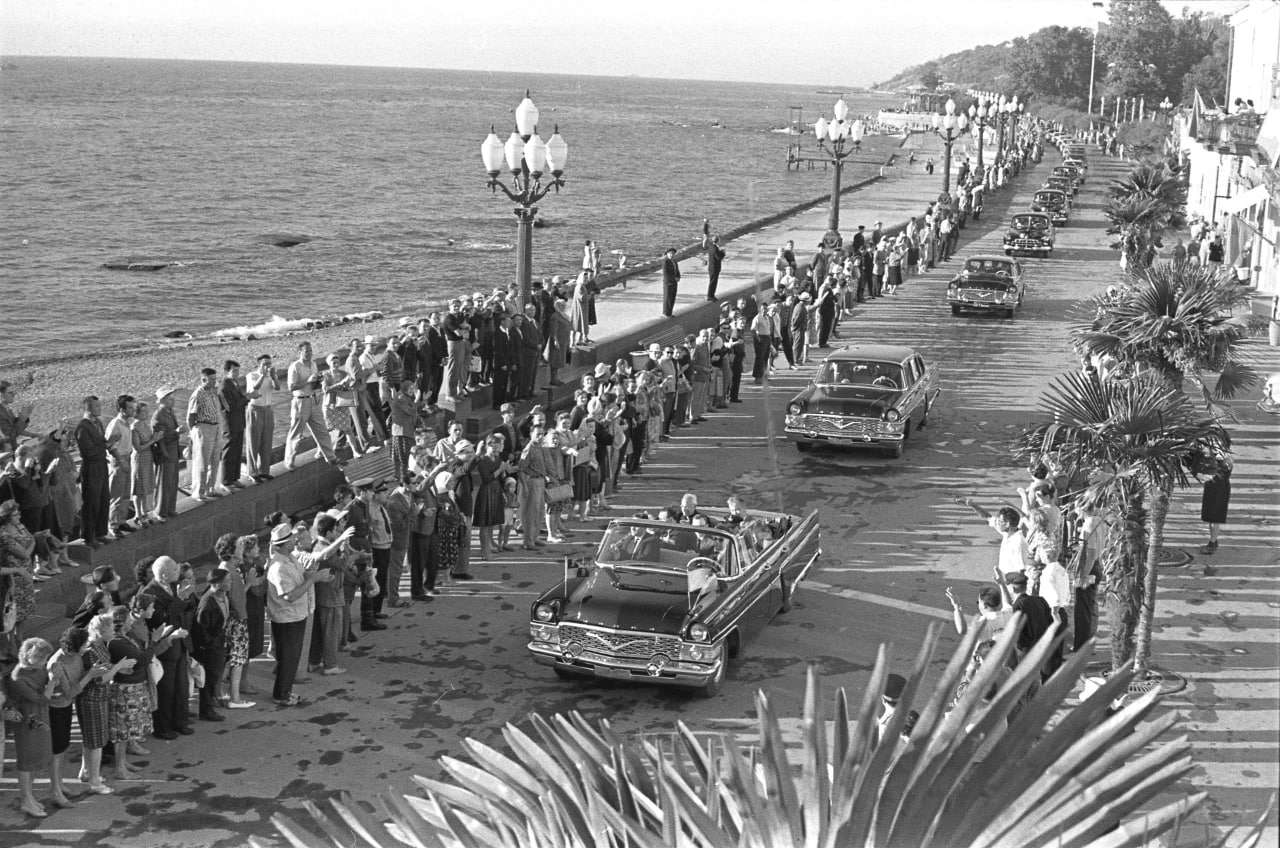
[884,409,902,423]
[679,642,714,662]
[533,602,559,623]
[530,623,559,645]
[787,402,803,416]
[688,622,710,642]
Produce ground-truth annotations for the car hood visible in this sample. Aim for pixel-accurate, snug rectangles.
[797,385,897,416]
[560,566,690,633]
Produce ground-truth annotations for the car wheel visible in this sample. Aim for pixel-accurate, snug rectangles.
[950,304,961,316]
[887,440,905,459]
[695,641,728,698]
[796,441,812,453]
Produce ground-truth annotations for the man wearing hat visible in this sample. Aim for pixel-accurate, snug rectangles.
[265,520,350,706]
[151,386,183,519]
[73,566,122,627]
[1001,570,1056,679]
[870,221,884,247]
[661,248,681,317]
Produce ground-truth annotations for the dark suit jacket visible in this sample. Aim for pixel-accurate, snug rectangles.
[220,378,249,433]
[662,256,681,287]
[493,329,517,372]
[151,406,181,462]
[74,416,107,466]
[1012,593,1054,653]
[425,325,447,365]
[707,242,725,274]
[144,580,195,661]
[193,591,228,660]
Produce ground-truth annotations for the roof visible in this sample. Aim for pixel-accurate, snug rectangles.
[1012,211,1051,218]
[824,343,918,362]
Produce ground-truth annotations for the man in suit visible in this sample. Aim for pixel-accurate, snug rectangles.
[493,404,523,465]
[74,395,109,546]
[491,313,517,409]
[193,568,230,722]
[219,360,250,489]
[517,307,544,399]
[1003,571,1058,682]
[611,520,662,562]
[144,556,197,739]
[661,248,681,317]
[382,477,413,608]
[702,222,726,302]
[422,315,446,406]
[850,225,867,255]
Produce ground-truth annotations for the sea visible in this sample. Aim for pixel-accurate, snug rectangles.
[0,57,897,366]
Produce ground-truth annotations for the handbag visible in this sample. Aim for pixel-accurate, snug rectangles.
[148,656,165,686]
[546,483,573,504]
[188,657,206,689]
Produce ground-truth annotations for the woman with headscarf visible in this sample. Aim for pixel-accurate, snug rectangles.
[432,471,463,576]
[546,300,573,386]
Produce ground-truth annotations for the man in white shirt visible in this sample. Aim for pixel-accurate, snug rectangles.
[989,506,1032,581]
[245,354,278,482]
[284,341,338,471]
[186,368,224,500]
[104,394,137,536]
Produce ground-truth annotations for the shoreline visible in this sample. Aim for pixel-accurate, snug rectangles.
[4,133,909,433]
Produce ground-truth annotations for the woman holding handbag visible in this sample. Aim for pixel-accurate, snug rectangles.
[323,353,364,458]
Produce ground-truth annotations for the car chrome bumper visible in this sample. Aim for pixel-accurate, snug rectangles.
[948,295,1012,310]
[529,641,722,687]
[782,424,904,445]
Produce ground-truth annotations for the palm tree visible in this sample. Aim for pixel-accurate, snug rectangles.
[1074,260,1263,415]
[1017,370,1228,677]
[257,625,1270,848]
[1104,160,1187,270]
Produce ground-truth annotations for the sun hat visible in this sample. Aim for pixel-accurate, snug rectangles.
[594,363,611,377]
[499,402,516,414]
[363,334,376,344]
[155,386,177,401]
[397,316,414,327]
[269,523,294,545]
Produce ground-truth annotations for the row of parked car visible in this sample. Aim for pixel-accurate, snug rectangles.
[1004,135,1089,258]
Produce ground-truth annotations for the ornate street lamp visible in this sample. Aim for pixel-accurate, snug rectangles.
[930,99,968,194]
[480,91,568,309]
[1159,97,1173,126]
[812,97,866,247]
[994,94,1018,168]
[968,100,992,175]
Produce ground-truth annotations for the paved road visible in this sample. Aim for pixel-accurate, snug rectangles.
[4,150,1276,847]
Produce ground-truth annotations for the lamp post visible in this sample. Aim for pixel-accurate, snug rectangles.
[930,99,968,195]
[968,100,992,176]
[1087,0,1105,119]
[812,97,866,247]
[1159,97,1173,125]
[480,91,568,309]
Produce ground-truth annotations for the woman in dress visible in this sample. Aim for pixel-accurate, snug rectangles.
[432,472,463,576]
[323,353,365,458]
[214,534,256,709]
[130,401,162,525]
[1199,451,1233,555]
[77,613,123,794]
[48,626,129,804]
[569,406,599,523]
[547,300,573,386]
[6,637,57,817]
[236,533,267,674]
[471,437,510,561]
[108,598,176,779]
[37,424,79,549]
[0,499,39,641]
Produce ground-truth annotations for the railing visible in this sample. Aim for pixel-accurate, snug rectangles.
[1196,114,1263,153]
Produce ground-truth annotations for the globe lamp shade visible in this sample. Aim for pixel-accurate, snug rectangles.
[545,129,568,176]
[515,94,539,137]
[481,129,505,176]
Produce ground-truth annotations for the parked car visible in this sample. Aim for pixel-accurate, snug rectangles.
[1060,160,1086,183]
[947,254,1027,319]
[1004,211,1056,257]
[1030,188,1070,225]
[784,344,940,458]
[528,507,821,697]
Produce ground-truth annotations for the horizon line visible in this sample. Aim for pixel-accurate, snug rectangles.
[0,53,898,93]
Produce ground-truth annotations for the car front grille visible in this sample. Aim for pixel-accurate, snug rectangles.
[560,625,680,660]
[1012,238,1046,249]
[794,415,878,435]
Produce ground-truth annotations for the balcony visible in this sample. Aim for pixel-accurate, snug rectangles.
[1196,114,1263,155]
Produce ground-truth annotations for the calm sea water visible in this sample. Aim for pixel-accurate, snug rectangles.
[0,57,895,365]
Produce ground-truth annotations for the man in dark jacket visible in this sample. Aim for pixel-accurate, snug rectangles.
[517,307,544,399]
[661,248,681,317]
[192,569,230,722]
[1005,571,1058,681]
[702,222,725,302]
[219,360,249,489]
[491,314,517,409]
[74,396,109,546]
[144,556,197,739]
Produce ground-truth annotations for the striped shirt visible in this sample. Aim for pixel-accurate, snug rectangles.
[187,386,221,426]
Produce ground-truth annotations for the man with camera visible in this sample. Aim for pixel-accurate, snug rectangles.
[284,341,338,472]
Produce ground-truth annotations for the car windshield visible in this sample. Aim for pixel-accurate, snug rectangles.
[964,258,1015,276]
[816,359,904,390]
[1012,215,1049,230]
[596,521,734,574]
[1034,192,1062,203]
